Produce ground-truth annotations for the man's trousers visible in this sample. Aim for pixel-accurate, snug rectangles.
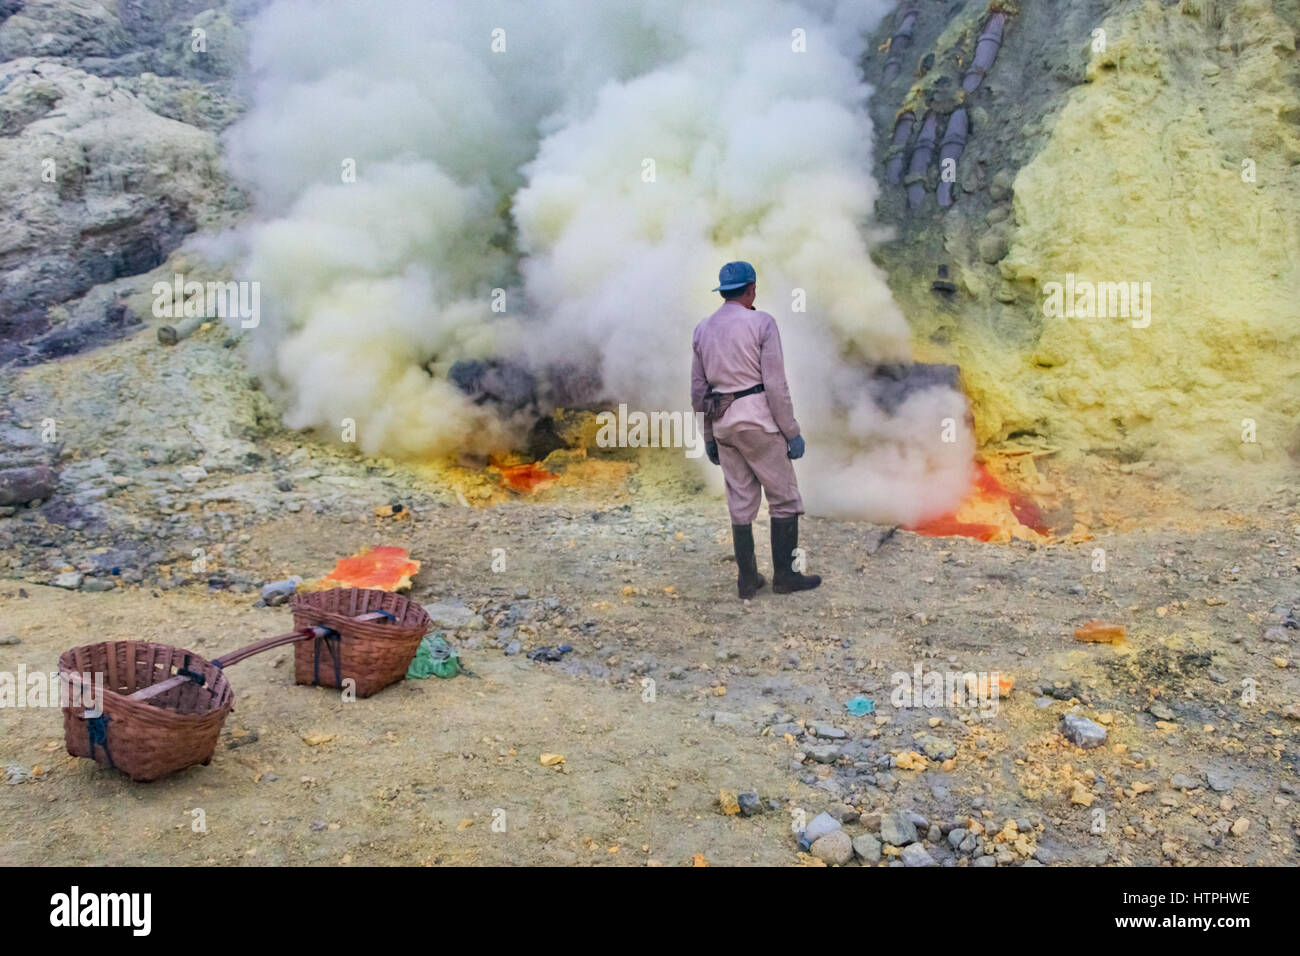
[715,427,804,525]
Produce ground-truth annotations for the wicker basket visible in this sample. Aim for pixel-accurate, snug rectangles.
[60,641,234,783]
[291,588,430,697]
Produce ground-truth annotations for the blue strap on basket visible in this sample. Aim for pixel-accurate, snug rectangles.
[311,626,343,687]
[86,713,115,769]
[178,654,206,685]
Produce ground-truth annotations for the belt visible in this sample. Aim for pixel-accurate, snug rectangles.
[725,384,765,399]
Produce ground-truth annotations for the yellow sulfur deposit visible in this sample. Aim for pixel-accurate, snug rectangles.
[963,0,1300,478]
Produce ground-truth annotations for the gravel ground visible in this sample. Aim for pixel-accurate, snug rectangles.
[2,327,1298,866]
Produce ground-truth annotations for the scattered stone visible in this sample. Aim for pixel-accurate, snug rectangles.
[880,810,919,846]
[0,635,20,646]
[0,465,57,507]
[261,578,299,606]
[828,803,860,824]
[811,830,854,865]
[1207,769,1232,793]
[919,735,956,760]
[801,812,841,848]
[51,572,83,590]
[811,723,848,740]
[948,827,968,849]
[971,854,997,867]
[806,745,841,764]
[853,832,882,863]
[737,791,763,816]
[1230,817,1250,837]
[422,599,478,630]
[1061,713,1107,749]
[901,843,937,867]
[225,729,258,750]
[82,577,116,592]
[1148,701,1176,721]
[1171,773,1201,791]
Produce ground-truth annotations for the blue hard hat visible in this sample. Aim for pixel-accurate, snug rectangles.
[712,260,757,292]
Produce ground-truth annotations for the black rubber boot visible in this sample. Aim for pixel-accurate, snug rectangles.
[732,523,766,599]
[771,515,821,593]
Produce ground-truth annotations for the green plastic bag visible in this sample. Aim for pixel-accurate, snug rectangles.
[406,633,460,680]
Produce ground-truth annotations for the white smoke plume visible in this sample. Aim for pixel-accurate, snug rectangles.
[223,0,975,524]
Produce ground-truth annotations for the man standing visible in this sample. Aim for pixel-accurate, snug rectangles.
[691,261,821,599]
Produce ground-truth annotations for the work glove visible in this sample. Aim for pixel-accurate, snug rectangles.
[705,440,719,466]
[786,435,805,460]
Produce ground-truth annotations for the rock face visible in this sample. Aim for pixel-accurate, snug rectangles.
[0,0,247,354]
[866,0,1300,481]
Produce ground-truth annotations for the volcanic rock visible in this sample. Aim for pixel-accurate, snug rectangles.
[1061,714,1107,749]
[0,465,56,505]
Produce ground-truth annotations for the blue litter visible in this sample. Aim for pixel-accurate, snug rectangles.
[845,695,875,716]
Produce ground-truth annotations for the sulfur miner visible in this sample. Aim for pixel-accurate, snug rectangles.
[691,261,821,599]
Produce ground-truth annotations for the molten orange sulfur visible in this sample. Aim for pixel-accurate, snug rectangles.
[909,463,1050,543]
[497,462,557,494]
[317,545,420,591]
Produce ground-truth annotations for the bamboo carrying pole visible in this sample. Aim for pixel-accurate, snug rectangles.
[128,611,395,702]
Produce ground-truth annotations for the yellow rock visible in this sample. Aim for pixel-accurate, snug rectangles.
[896,751,928,771]
[949,0,1300,484]
[1070,782,1094,807]
[302,733,335,746]
[719,789,740,816]
[540,753,565,766]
